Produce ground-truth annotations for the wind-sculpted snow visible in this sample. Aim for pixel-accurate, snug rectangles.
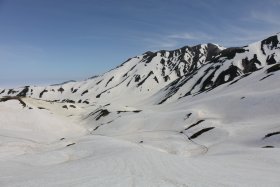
[0,34,280,186]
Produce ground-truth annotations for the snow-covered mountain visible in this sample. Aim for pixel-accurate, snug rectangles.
[0,43,225,104]
[0,33,280,186]
[1,34,279,105]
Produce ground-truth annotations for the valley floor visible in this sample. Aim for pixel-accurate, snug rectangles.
[1,134,280,187]
[0,97,280,187]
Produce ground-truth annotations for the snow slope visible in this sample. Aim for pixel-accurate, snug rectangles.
[0,34,280,186]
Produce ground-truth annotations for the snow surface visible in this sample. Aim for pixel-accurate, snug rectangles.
[1,81,280,186]
[1,34,280,186]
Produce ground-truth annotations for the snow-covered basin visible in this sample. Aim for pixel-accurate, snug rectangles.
[0,134,280,187]
[0,91,280,186]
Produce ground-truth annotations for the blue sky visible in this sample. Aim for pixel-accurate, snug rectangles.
[0,0,279,88]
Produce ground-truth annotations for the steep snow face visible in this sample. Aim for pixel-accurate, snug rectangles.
[155,34,280,104]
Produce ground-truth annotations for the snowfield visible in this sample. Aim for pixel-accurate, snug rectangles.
[1,34,280,186]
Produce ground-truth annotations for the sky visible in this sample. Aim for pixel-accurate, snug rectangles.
[0,0,279,88]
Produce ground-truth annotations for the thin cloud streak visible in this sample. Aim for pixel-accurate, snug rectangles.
[250,11,280,26]
[168,32,213,40]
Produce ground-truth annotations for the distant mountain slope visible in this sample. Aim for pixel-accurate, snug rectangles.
[0,34,279,106]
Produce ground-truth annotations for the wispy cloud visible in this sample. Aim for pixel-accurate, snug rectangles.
[270,0,280,6]
[168,32,213,40]
[250,10,280,26]
[142,31,215,50]
[142,37,179,50]
[208,24,278,47]
[218,9,280,46]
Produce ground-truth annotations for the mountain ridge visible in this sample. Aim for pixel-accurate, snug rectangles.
[0,33,279,106]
